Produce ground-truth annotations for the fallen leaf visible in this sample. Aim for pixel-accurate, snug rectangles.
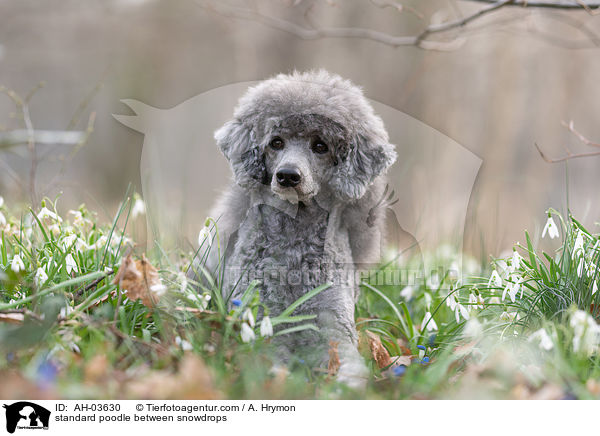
[0,313,24,324]
[112,253,164,308]
[366,331,392,369]
[123,353,219,399]
[328,341,340,376]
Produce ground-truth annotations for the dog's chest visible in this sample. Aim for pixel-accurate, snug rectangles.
[230,203,331,310]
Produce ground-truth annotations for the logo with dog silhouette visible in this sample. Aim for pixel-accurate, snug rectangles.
[2,402,50,434]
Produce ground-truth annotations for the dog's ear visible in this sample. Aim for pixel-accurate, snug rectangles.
[215,119,268,189]
[330,133,397,201]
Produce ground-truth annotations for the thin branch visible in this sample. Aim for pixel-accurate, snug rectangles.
[369,0,425,20]
[467,0,600,8]
[416,0,514,45]
[535,142,600,163]
[561,120,600,147]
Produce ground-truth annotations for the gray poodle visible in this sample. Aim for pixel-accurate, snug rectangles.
[204,70,396,387]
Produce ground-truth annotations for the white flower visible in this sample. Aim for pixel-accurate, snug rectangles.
[488,270,503,288]
[90,235,108,250]
[453,299,470,323]
[37,206,62,222]
[400,285,414,301]
[509,250,523,273]
[463,318,483,339]
[500,311,520,322]
[0,196,3,207]
[573,230,585,257]
[446,293,457,311]
[243,308,255,328]
[502,276,523,303]
[542,216,560,239]
[177,272,188,294]
[175,336,193,351]
[577,258,585,278]
[60,305,73,318]
[422,311,437,331]
[35,267,48,286]
[570,310,600,355]
[469,292,484,310]
[11,254,25,273]
[240,323,255,343]
[593,280,598,296]
[198,225,212,248]
[529,328,554,351]
[150,283,167,297]
[423,292,432,309]
[131,196,146,219]
[65,253,78,274]
[0,211,5,227]
[260,316,274,337]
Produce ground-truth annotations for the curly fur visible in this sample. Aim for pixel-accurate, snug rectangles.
[204,70,397,387]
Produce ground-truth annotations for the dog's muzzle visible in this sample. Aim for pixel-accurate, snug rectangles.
[276,168,301,188]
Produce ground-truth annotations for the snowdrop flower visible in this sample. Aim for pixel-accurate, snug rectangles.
[37,206,62,223]
[502,277,522,303]
[529,328,554,351]
[0,196,3,207]
[446,293,457,311]
[60,305,73,318]
[35,267,48,286]
[423,292,432,309]
[593,280,598,296]
[150,283,167,297]
[260,316,274,337]
[400,285,414,301]
[577,258,585,278]
[198,224,212,248]
[509,250,523,273]
[573,230,585,257]
[542,216,560,239]
[463,318,483,339]
[131,195,146,219]
[90,235,108,250]
[488,270,503,288]
[177,272,188,294]
[240,323,255,343]
[469,292,484,310]
[0,211,5,227]
[243,308,255,328]
[570,310,600,355]
[500,311,520,322]
[11,254,25,273]
[422,311,438,332]
[175,336,193,351]
[65,253,78,274]
[452,298,470,323]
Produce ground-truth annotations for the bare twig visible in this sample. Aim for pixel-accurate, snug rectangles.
[535,121,600,163]
[561,120,600,147]
[467,0,600,8]
[202,0,600,51]
[369,0,425,20]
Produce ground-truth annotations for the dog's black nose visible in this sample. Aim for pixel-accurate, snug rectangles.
[276,168,301,187]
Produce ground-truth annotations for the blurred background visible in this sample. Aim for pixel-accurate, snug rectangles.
[1,0,599,261]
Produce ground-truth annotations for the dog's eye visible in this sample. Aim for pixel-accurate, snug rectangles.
[311,139,329,154]
[269,137,284,150]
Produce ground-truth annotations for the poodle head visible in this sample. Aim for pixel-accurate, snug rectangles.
[215,70,397,202]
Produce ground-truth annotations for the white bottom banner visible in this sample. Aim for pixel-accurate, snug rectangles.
[0,400,594,435]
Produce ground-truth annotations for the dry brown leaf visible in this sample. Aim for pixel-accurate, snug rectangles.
[123,353,219,399]
[84,354,109,384]
[0,313,24,324]
[366,331,392,369]
[328,341,340,377]
[112,253,164,308]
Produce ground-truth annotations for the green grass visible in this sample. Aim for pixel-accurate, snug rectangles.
[1,194,600,399]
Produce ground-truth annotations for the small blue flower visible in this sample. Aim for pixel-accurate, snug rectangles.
[36,359,58,388]
[298,359,305,364]
[417,345,426,350]
[393,365,407,377]
[6,352,15,363]
[232,299,242,307]
[421,356,430,364]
